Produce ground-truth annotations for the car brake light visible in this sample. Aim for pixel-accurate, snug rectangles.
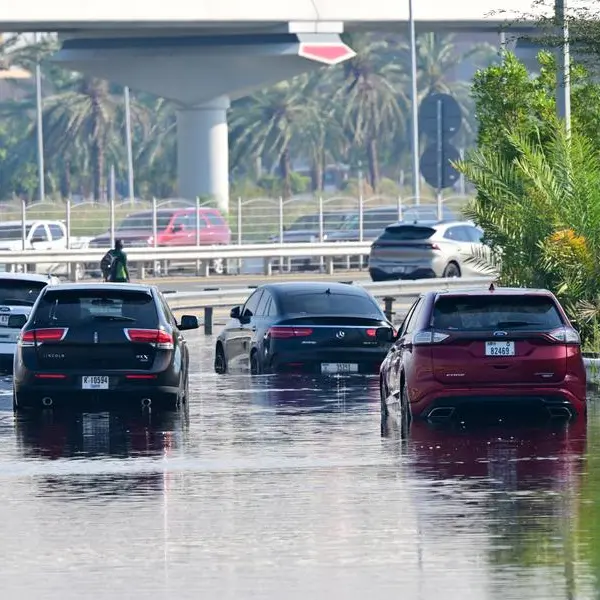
[366,329,377,337]
[412,330,450,345]
[268,326,313,338]
[21,328,68,345]
[124,328,174,349]
[547,327,581,344]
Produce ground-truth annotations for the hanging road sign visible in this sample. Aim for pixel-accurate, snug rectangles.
[418,92,462,139]
[419,142,460,189]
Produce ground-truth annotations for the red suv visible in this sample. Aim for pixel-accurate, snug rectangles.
[88,207,231,274]
[380,286,586,428]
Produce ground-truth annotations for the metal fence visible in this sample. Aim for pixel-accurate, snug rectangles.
[0,194,472,246]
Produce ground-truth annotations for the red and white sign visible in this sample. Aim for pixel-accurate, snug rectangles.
[298,43,356,65]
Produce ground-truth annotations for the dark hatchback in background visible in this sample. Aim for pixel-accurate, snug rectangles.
[13,283,199,411]
[380,287,586,430]
[214,282,394,375]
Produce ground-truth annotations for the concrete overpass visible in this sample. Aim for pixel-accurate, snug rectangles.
[1,0,550,210]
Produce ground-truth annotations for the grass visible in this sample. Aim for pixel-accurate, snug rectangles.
[0,194,471,241]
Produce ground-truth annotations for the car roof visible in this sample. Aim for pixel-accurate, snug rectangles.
[385,219,474,228]
[0,272,56,284]
[432,287,555,298]
[262,281,369,297]
[41,282,157,294]
[0,220,62,226]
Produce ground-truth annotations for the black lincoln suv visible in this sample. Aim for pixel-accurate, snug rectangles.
[13,283,199,411]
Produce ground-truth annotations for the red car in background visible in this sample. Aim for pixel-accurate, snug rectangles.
[380,286,587,430]
[88,207,232,274]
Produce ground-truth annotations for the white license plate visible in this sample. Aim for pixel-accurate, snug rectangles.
[485,341,515,357]
[82,375,109,390]
[0,315,9,327]
[321,363,359,374]
[391,266,407,274]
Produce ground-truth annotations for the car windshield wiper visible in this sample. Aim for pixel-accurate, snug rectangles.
[90,315,136,322]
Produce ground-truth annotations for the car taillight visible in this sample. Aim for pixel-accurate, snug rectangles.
[547,327,581,345]
[427,243,441,250]
[21,328,68,346]
[366,329,377,337]
[268,327,313,338]
[412,330,450,345]
[124,328,174,349]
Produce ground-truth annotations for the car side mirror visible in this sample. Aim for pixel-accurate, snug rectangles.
[9,314,27,329]
[179,315,199,331]
[240,309,253,323]
[230,306,241,320]
[376,327,396,343]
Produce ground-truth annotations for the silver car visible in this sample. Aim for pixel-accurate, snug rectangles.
[368,220,489,281]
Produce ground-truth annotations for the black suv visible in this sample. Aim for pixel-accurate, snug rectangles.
[13,283,199,411]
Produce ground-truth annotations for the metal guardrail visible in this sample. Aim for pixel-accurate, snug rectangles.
[164,276,495,334]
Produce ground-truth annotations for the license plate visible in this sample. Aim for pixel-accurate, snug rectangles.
[485,341,515,356]
[321,363,359,374]
[0,315,8,327]
[391,266,407,273]
[82,375,109,389]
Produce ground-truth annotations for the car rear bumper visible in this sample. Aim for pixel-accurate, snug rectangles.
[410,386,586,420]
[369,267,437,280]
[269,348,388,374]
[14,370,180,409]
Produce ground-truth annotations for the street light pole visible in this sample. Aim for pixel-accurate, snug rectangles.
[124,86,135,204]
[408,0,421,204]
[34,32,45,202]
[555,0,571,134]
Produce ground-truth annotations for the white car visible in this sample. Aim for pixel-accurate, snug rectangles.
[0,220,92,279]
[0,272,59,369]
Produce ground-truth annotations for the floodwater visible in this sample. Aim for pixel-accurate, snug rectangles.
[0,331,596,599]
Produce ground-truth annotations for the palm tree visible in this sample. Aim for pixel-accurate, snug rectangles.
[333,33,407,190]
[229,74,322,198]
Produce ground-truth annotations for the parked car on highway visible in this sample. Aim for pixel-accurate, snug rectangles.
[0,220,91,279]
[214,281,394,375]
[13,282,199,411]
[0,273,59,370]
[379,286,586,433]
[368,220,489,281]
[270,211,351,271]
[87,207,231,275]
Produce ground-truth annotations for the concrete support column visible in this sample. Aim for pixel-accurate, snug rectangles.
[176,95,230,212]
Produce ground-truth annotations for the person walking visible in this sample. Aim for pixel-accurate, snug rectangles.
[100,239,130,283]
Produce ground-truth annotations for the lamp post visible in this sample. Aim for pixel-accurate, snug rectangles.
[124,86,135,204]
[408,0,420,204]
[555,0,571,134]
[34,32,45,202]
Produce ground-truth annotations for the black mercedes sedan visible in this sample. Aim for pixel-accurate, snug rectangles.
[214,282,394,375]
[13,283,199,411]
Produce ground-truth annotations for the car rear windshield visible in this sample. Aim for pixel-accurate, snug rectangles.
[432,295,564,331]
[33,290,158,327]
[280,291,383,317]
[380,225,436,241]
[0,279,47,306]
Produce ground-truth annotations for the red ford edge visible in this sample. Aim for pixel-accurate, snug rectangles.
[380,286,587,426]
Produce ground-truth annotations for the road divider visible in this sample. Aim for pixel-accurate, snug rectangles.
[165,276,495,334]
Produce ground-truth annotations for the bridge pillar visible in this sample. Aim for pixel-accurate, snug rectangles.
[53,32,355,212]
[176,97,230,210]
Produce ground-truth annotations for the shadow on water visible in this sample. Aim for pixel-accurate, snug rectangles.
[241,373,380,414]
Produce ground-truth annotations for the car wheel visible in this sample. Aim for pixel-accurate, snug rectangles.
[400,384,412,439]
[443,262,461,278]
[214,344,227,374]
[250,350,260,375]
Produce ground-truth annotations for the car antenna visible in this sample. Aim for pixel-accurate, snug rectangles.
[489,282,495,292]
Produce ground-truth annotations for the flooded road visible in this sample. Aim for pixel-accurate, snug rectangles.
[0,330,596,599]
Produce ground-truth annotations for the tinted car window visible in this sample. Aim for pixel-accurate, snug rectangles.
[31,225,48,241]
[404,299,424,336]
[243,290,263,317]
[443,226,470,242]
[204,212,226,226]
[432,296,564,331]
[33,290,158,327]
[465,226,484,243]
[255,291,271,317]
[118,213,174,231]
[280,291,382,317]
[49,224,65,240]
[380,225,436,241]
[0,279,46,306]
